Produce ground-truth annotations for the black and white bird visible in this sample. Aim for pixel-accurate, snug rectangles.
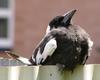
[29,9,93,70]
[6,9,93,71]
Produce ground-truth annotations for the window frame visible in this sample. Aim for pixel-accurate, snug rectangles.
[0,0,15,49]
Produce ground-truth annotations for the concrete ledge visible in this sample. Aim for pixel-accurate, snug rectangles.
[0,64,99,80]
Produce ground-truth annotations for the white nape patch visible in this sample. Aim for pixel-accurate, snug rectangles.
[46,25,51,34]
[41,38,57,62]
[88,38,93,56]
[18,57,31,65]
[36,48,42,64]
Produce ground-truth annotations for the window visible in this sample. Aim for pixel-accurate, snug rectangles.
[0,0,9,8]
[0,18,8,38]
[0,0,15,49]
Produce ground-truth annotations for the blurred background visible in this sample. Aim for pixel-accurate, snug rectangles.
[0,0,100,63]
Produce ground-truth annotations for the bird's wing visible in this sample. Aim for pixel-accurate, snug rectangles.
[35,38,57,64]
[35,48,42,64]
[41,38,57,62]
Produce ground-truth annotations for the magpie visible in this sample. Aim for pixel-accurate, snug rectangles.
[6,9,93,71]
[29,9,93,71]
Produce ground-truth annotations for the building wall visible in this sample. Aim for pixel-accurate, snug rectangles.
[14,0,100,63]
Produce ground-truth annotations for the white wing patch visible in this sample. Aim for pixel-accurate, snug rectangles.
[35,38,57,64]
[41,38,57,62]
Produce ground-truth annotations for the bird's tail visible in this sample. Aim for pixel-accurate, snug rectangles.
[5,51,32,65]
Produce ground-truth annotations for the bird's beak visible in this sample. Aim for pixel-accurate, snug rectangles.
[62,9,77,24]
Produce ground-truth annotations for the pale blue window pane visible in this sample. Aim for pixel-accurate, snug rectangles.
[0,18,8,38]
[0,0,8,8]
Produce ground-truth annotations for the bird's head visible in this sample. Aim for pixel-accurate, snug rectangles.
[46,9,76,34]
